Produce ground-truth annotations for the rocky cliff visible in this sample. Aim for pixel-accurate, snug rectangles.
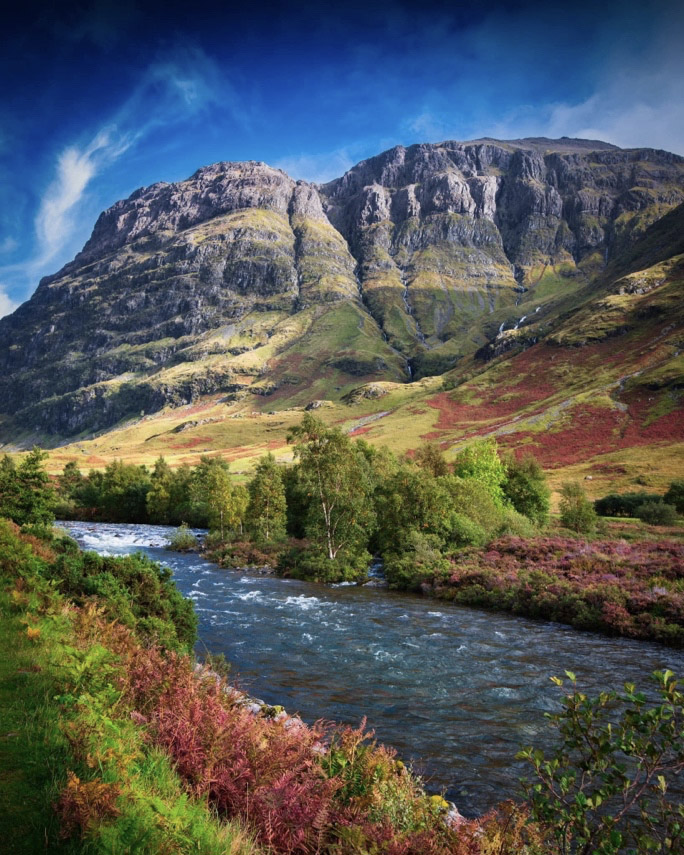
[1,138,683,439]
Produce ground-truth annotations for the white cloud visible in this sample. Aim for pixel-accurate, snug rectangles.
[33,127,134,271]
[0,286,19,319]
[274,148,357,184]
[4,44,239,300]
[485,76,684,157]
[406,111,453,143]
[486,18,684,156]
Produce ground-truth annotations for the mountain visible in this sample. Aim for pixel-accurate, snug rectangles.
[0,137,682,487]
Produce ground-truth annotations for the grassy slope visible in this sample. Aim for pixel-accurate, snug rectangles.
[40,294,681,505]
[0,528,261,855]
[18,207,680,501]
[0,596,71,852]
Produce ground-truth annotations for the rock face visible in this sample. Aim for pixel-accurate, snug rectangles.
[1,138,683,438]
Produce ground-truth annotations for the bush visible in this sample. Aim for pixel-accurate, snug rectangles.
[496,507,537,538]
[443,475,504,537]
[519,670,684,855]
[559,482,597,534]
[279,542,372,583]
[594,491,662,517]
[167,524,198,551]
[384,532,451,590]
[449,512,488,548]
[636,500,679,526]
[664,479,684,514]
[502,453,550,525]
[206,538,282,570]
[50,549,197,650]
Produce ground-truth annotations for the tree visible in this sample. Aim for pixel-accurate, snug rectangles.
[559,482,597,534]
[100,460,151,523]
[230,484,249,537]
[246,453,287,542]
[453,438,507,507]
[519,670,684,855]
[193,456,247,539]
[58,461,84,499]
[664,479,684,515]
[288,414,376,570]
[166,464,196,526]
[0,455,20,521]
[376,464,457,554]
[146,456,173,524]
[76,469,105,513]
[15,447,57,526]
[442,474,503,538]
[636,500,678,526]
[503,453,550,526]
[412,442,450,477]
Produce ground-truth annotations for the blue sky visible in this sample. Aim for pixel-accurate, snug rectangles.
[1,0,683,317]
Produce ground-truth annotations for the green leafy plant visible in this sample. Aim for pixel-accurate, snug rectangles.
[559,482,597,534]
[519,670,684,854]
[636,501,679,526]
[167,524,198,552]
[246,453,287,543]
[664,480,684,515]
[502,453,550,526]
[287,414,376,573]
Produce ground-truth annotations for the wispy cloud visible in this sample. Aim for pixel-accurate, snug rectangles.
[33,127,134,272]
[484,61,684,157]
[540,71,683,155]
[4,44,241,302]
[0,285,19,319]
[483,7,684,156]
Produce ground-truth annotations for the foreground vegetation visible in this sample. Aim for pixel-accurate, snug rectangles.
[1,489,683,852]
[0,519,256,854]
[0,519,532,853]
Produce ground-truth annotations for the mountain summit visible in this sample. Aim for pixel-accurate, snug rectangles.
[1,138,683,444]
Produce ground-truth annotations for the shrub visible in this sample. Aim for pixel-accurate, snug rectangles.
[502,453,550,525]
[636,500,679,526]
[384,532,451,590]
[443,475,504,537]
[280,543,372,583]
[449,512,488,548]
[50,549,197,650]
[496,507,537,538]
[594,492,662,517]
[559,482,597,534]
[453,438,507,508]
[519,670,684,855]
[167,524,198,552]
[664,479,684,514]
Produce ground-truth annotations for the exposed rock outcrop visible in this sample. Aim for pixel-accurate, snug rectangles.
[1,138,682,438]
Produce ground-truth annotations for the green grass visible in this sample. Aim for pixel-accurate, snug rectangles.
[0,593,72,853]
[0,531,261,855]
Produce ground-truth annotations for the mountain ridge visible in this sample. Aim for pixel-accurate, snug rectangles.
[1,137,683,468]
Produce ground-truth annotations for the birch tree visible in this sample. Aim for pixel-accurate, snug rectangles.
[288,414,375,566]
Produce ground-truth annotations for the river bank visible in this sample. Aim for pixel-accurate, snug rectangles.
[59,520,684,816]
[2,518,498,854]
[197,529,684,648]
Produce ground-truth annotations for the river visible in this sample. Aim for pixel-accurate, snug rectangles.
[59,521,684,817]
